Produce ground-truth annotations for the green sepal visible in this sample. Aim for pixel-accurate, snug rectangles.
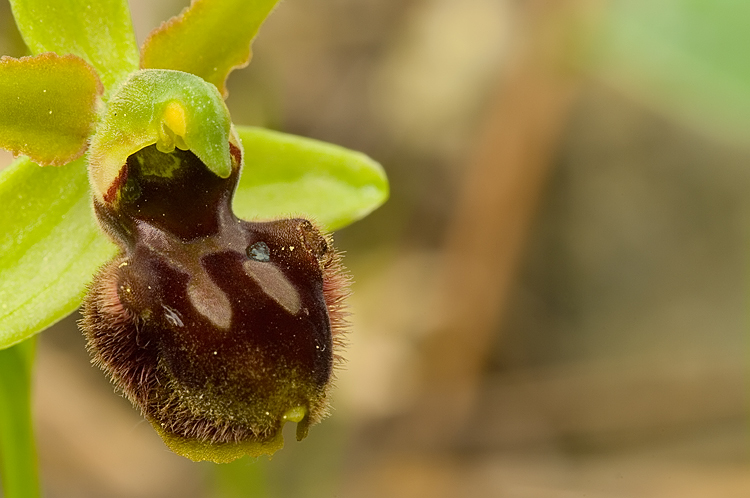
[0,53,102,166]
[87,69,232,202]
[141,0,280,97]
[235,127,389,231]
[8,0,139,97]
[0,158,116,351]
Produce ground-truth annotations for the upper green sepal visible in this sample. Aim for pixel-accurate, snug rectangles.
[141,0,280,97]
[88,69,233,203]
[9,0,139,97]
[0,53,102,166]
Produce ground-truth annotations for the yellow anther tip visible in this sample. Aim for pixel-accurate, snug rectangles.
[162,101,187,137]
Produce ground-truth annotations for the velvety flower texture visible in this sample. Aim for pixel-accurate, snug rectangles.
[83,139,349,463]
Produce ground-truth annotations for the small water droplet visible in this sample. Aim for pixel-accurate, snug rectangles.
[247,241,270,262]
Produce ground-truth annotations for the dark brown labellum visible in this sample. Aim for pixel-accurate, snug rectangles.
[80,143,348,462]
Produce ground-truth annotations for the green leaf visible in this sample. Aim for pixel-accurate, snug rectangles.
[0,54,102,166]
[9,0,139,95]
[593,0,750,144]
[0,338,39,498]
[0,158,116,350]
[88,69,232,203]
[0,340,38,498]
[235,127,389,231]
[141,0,281,97]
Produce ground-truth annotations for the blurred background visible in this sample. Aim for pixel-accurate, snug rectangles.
[2,0,750,496]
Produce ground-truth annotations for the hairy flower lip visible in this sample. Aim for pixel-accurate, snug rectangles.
[81,144,349,462]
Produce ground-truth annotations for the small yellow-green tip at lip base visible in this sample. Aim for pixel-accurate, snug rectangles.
[151,406,309,463]
[87,69,234,203]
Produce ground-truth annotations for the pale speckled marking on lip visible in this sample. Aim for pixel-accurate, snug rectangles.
[243,260,302,315]
[187,275,233,329]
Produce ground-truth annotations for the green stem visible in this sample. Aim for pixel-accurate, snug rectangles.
[0,338,40,498]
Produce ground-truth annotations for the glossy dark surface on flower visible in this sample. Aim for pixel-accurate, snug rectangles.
[81,144,348,461]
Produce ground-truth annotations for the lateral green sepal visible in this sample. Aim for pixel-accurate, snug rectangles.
[235,127,389,231]
[0,157,116,351]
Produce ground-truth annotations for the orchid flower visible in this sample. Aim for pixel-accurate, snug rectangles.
[0,0,388,489]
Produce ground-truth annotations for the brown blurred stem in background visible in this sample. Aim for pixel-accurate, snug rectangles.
[411,0,588,446]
